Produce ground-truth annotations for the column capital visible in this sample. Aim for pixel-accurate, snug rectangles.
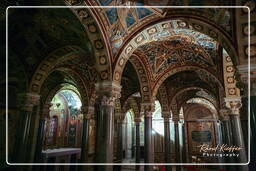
[224,97,242,115]
[95,81,122,99]
[18,93,40,112]
[172,115,180,123]
[84,114,92,120]
[81,105,94,115]
[141,102,155,117]
[134,117,141,123]
[219,108,231,120]
[162,111,171,119]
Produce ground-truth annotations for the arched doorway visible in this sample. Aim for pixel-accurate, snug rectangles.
[44,89,83,150]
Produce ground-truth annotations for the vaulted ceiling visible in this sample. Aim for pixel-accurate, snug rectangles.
[2,0,255,111]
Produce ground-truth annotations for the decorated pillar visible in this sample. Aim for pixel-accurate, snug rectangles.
[80,106,94,164]
[94,81,121,171]
[219,109,234,164]
[116,118,123,163]
[134,117,141,171]
[181,120,187,163]
[173,117,181,171]
[225,98,248,171]
[14,93,40,163]
[142,103,154,171]
[34,102,51,162]
[162,112,171,171]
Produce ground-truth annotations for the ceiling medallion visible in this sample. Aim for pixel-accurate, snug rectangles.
[88,24,97,33]
[114,72,120,81]
[228,88,236,95]
[126,46,133,54]
[95,40,104,49]
[227,77,234,84]
[178,21,187,28]
[226,66,234,72]
[78,10,89,18]
[136,35,144,43]
[147,27,157,35]
[161,23,169,29]
[119,58,125,66]
[193,24,203,31]
[226,56,232,62]
[245,46,256,57]
[143,86,148,92]
[99,56,107,65]
[100,71,108,80]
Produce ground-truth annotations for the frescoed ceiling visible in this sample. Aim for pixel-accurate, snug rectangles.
[6,7,94,81]
[40,70,78,103]
[131,21,222,84]
[76,0,234,60]
[158,70,219,109]
[120,60,140,105]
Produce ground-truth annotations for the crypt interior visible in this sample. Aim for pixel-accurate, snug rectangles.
[1,0,256,171]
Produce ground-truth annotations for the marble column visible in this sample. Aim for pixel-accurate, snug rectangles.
[134,117,141,171]
[116,119,123,163]
[163,115,171,171]
[174,120,181,171]
[34,103,51,163]
[95,82,121,171]
[225,98,248,171]
[220,109,234,163]
[14,93,40,163]
[80,106,93,164]
[143,103,154,171]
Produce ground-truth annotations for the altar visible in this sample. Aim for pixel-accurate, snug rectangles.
[41,148,81,171]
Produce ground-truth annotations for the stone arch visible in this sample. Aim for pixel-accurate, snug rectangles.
[170,86,218,110]
[113,17,237,94]
[123,96,140,118]
[44,83,85,106]
[29,46,87,94]
[157,83,170,114]
[68,6,112,81]
[53,67,90,105]
[184,97,217,113]
[183,103,218,121]
[152,66,224,100]
[170,86,218,108]
[127,55,152,103]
